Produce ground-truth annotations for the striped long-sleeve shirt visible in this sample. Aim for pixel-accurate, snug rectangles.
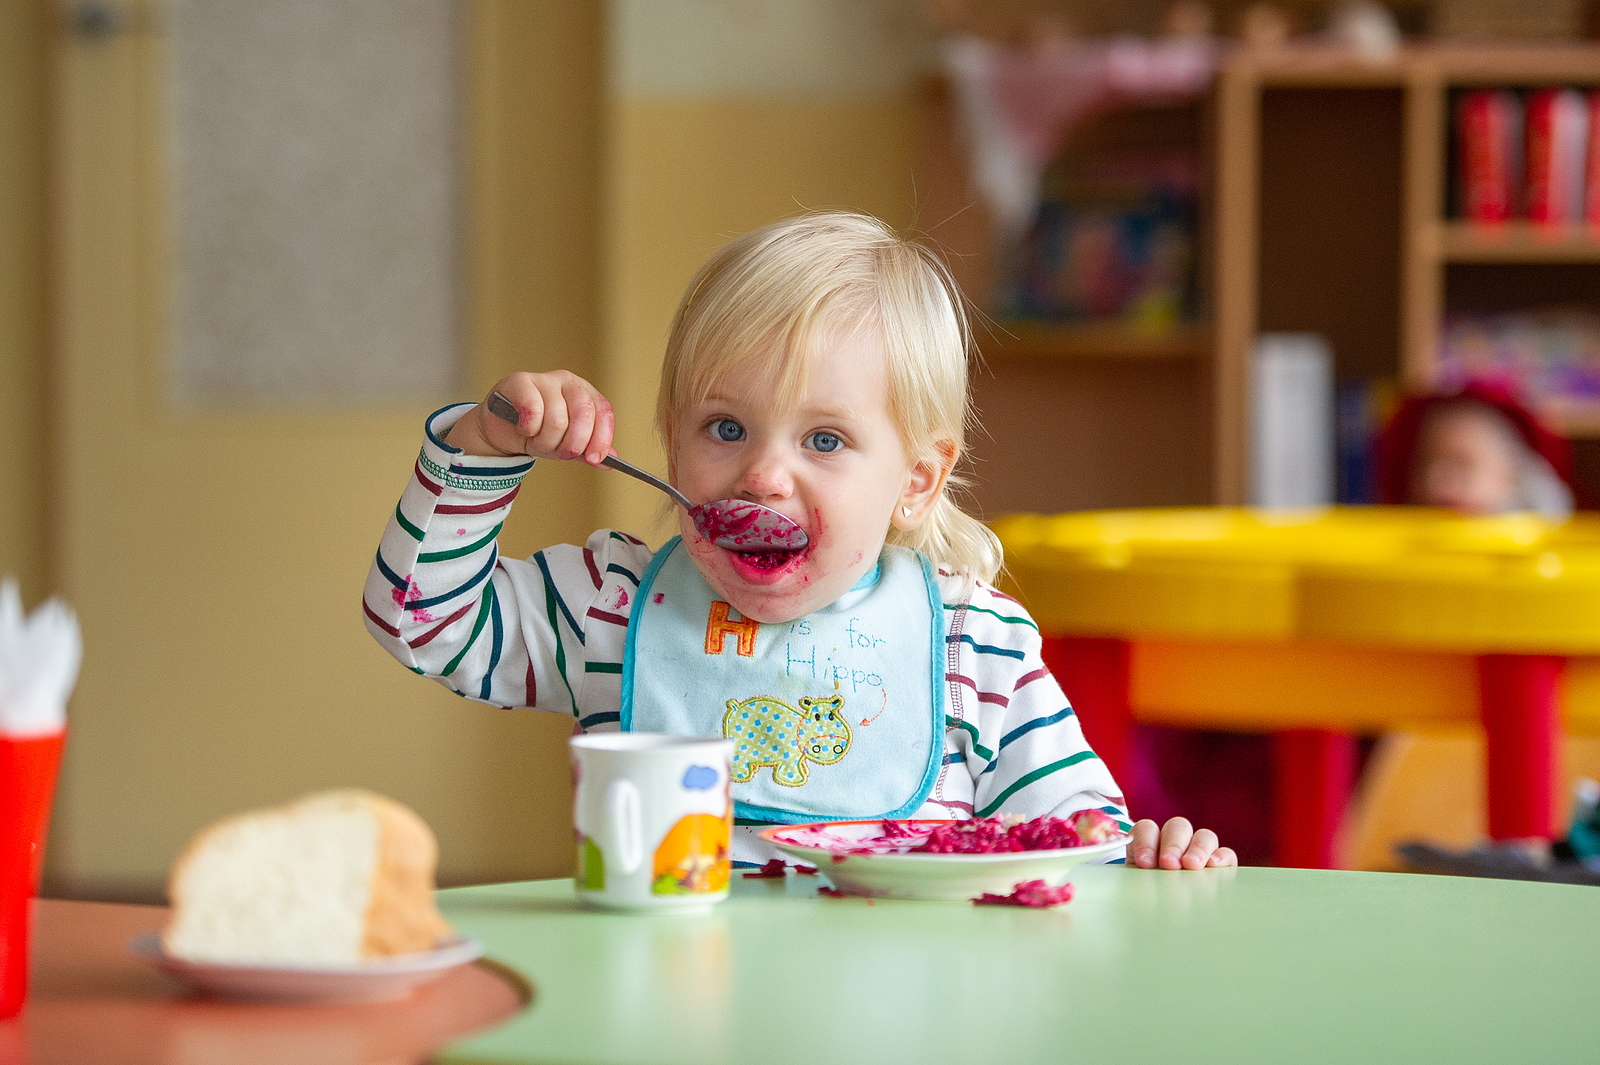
[364,405,1130,863]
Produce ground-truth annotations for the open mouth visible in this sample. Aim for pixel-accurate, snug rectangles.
[734,548,803,571]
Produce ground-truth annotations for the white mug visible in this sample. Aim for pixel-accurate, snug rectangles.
[570,733,733,911]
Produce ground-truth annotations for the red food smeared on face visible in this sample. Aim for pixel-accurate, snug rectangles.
[735,548,801,571]
[816,886,847,898]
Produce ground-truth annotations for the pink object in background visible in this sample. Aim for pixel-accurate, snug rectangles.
[0,730,66,1019]
[941,33,1217,236]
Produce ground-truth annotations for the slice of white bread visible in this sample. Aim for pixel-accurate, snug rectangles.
[162,789,452,966]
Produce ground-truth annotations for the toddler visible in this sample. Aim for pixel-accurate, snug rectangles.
[1377,383,1574,517]
[364,211,1232,871]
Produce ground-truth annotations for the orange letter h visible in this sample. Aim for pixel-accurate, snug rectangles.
[705,601,759,657]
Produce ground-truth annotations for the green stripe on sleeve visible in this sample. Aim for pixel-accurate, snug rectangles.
[945,714,994,763]
[975,750,1100,818]
[441,581,494,677]
[544,576,577,709]
[394,503,425,542]
[419,522,504,563]
[584,661,623,674]
[948,602,1039,632]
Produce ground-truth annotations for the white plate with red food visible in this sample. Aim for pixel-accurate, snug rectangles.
[128,935,484,1004]
[760,810,1129,904]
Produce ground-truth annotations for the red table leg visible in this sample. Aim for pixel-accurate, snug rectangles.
[1040,636,1134,813]
[1271,729,1357,869]
[1476,654,1563,842]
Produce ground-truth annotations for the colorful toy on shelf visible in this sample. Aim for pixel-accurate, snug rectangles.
[1437,311,1600,420]
[1006,151,1199,331]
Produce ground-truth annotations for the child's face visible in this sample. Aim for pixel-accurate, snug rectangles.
[1412,405,1521,516]
[669,328,926,624]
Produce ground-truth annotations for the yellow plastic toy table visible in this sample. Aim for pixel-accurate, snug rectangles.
[992,507,1600,867]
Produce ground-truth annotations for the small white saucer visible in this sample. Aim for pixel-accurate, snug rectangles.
[128,935,484,1004]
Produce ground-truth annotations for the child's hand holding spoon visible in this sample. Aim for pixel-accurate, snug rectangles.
[446,373,808,551]
[445,371,617,465]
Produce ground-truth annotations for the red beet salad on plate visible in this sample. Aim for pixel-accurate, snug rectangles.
[760,810,1129,906]
[774,809,1123,857]
[912,810,1122,854]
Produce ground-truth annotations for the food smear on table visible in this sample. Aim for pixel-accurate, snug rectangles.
[815,885,875,904]
[772,810,1125,856]
[973,879,1075,908]
[742,858,789,879]
[162,789,453,966]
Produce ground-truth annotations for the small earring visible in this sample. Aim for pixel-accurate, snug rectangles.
[901,505,912,519]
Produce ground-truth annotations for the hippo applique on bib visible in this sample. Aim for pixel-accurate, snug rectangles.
[621,539,944,823]
[723,693,851,786]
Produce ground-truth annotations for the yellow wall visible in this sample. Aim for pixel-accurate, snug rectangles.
[44,1,603,899]
[34,0,927,900]
[598,0,925,535]
[0,0,48,605]
[599,99,919,536]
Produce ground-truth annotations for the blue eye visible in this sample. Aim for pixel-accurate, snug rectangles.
[711,419,745,442]
[808,431,842,453]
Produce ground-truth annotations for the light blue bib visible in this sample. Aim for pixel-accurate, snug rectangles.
[621,538,945,824]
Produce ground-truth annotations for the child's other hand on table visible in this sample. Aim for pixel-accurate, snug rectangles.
[445,371,616,464]
[1128,817,1237,869]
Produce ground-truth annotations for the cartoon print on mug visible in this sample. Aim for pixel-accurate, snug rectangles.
[652,761,731,895]
[570,755,606,890]
[722,693,851,786]
[577,833,605,891]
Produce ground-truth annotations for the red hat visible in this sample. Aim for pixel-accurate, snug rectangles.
[1375,381,1576,506]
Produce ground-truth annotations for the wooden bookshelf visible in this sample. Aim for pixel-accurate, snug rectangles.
[923,41,1600,513]
[918,79,1214,517]
[1433,221,1600,263]
[1211,41,1600,494]
[978,322,1209,362]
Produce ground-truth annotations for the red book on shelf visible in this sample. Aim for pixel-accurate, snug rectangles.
[1458,89,1520,223]
[1526,88,1588,225]
[1586,91,1600,225]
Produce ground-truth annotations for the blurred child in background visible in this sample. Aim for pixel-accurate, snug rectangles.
[1377,382,1574,518]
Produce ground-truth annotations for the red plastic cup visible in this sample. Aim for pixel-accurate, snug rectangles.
[0,729,65,1020]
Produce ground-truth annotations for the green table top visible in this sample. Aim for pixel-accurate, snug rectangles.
[436,866,1599,1065]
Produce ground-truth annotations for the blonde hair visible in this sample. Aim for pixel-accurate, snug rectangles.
[655,211,1003,583]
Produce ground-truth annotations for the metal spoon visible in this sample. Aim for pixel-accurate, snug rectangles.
[485,391,809,551]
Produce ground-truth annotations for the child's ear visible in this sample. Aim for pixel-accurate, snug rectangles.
[894,439,958,531]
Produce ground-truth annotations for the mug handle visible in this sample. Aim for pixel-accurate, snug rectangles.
[604,779,643,875]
